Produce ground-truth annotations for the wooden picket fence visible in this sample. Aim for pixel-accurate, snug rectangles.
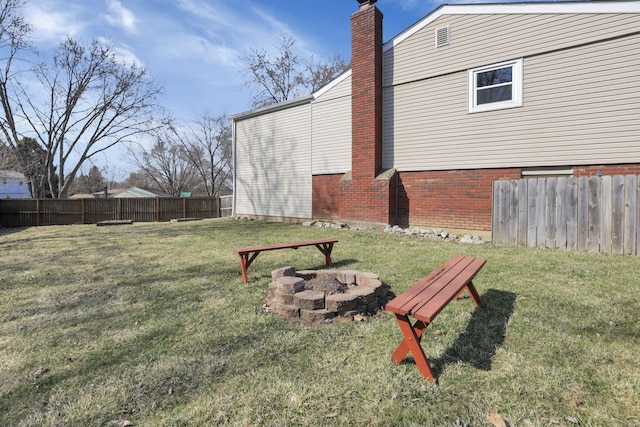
[492,175,640,255]
[0,197,222,227]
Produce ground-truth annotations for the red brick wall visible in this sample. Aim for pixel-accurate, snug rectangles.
[312,175,343,220]
[312,168,518,230]
[312,174,396,224]
[573,164,640,176]
[395,169,521,231]
[340,177,395,224]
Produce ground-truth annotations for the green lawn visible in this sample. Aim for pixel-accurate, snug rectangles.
[1,218,638,426]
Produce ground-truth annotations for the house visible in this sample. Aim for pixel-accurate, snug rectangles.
[231,0,640,233]
[70,189,123,199]
[93,188,125,198]
[112,187,172,198]
[0,170,30,199]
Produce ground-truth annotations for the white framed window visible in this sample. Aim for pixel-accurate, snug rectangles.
[468,58,523,113]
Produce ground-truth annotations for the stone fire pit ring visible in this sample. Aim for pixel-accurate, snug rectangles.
[265,266,393,324]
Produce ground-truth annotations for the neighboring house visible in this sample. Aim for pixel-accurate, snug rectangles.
[112,187,172,198]
[69,189,123,199]
[69,193,96,199]
[231,0,640,232]
[93,188,124,198]
[0,171,30,199]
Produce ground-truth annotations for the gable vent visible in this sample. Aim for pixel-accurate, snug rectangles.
[435,25,450,48]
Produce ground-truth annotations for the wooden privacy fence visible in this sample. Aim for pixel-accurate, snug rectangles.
[0,197,222,227]
[493,175,640,255]
[220,195,233,217]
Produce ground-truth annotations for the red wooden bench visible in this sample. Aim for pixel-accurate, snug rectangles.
[385,255,486,382]
[234,238,338,284]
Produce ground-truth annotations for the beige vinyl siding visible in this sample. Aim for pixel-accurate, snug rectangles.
[384,13,640,87]
[235,104,312,218]
[311,75,352,175]
[383,33,640,171]
[315,73,351,101]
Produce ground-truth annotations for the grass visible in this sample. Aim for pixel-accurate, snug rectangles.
[0,218,638,426]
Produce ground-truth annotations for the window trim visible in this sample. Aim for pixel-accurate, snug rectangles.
[468,58,523,113]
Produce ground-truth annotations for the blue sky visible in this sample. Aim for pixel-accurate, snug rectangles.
[21,0,565,177]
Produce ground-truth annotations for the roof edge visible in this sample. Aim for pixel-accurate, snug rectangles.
[230,95,314,121]
[313,69,352,99]
[383,1,640,53]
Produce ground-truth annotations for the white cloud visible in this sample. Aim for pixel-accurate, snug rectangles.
[249,6,294,37]
[93,37,144,67]
[176,0,235,28]
[159,33,241,67]
[24,3,84,43]
[104,0,138,34]
[174,0,305,55]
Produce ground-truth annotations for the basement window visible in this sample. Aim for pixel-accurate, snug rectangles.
[469,58,523,113]
[522,167,573,178]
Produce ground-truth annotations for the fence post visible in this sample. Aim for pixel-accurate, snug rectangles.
[566,177,578,251]
[623,175,636,255]
[526,178,538,247]
[183,197,187,219]
[611,175,624,254]
[556,177,567,250]
[600,176,613,253]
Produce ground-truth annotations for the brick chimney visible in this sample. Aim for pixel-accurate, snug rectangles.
[351,0,383,180]
[338,0,394,225]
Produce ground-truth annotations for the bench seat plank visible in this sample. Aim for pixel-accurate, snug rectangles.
[413,257,486,322]
[386,255,472,317]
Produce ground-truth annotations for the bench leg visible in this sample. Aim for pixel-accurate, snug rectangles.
[391,314,436,381]
[315,242,335,267]
[454,281,483,307]
[238,251,260,284]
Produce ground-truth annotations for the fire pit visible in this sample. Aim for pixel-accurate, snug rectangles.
[265,266,393,324]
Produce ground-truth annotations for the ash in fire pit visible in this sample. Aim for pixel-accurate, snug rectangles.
[305,275,348,294]
[265,266,393,324]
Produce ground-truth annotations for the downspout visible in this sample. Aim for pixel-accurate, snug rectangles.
[231,118,237,217]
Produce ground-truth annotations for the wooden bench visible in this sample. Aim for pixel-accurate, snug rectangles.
[234,238,338,284]
[385,255,486,381]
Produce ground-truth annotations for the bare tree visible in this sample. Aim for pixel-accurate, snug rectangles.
[0,4,162,198]
[241,33,349,109]
[168,114,231,197]
[305,54,349,93]
[18,38,162,198]
[0,0,34,191]
[128,131,198,197]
